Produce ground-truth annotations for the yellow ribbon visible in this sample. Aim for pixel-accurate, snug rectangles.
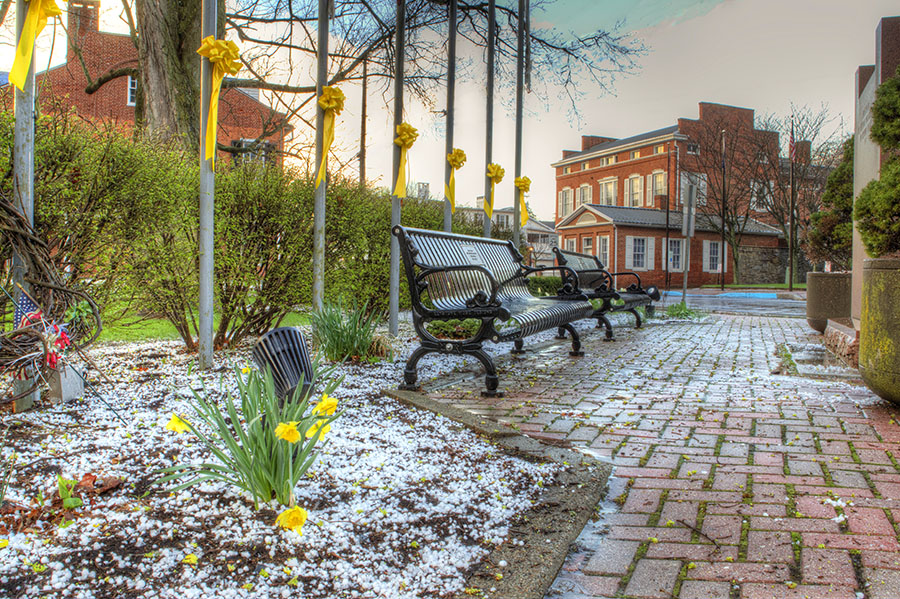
[315,86,345,189]
[393,122,418,198]
[515,176,531,227]
[9,0,61,91]
[485,163,505,219]
[197,36,241,163]
[445,148,467,213]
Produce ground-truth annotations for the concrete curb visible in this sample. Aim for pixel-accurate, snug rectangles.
[384,388,612,599]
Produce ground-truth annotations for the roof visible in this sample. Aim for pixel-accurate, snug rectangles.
[558,204,782,236]
[553,125,679,166]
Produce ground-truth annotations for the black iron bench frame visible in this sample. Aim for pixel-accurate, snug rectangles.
[552,247,660,341]
[393,226,595,396]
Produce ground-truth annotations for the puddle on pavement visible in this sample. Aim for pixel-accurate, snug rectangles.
[788,343,862,382]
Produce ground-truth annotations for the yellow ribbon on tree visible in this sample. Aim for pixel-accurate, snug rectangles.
[315,85,345,189]
[197,36,241,163]
[485,163,505,219]
[393,122,418,198]
[445,148,467,213]
[515,176,531,227]
[9,0,61,91]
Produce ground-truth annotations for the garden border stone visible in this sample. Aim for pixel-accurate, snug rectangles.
[385,388,611,599]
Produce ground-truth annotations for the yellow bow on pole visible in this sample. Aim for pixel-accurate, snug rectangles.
[515,176,531,228]
[445,148,466,213]
[9,0,61,91]
[197,36,241,163]
[393,122,418,198]
[485,163,504,219]
[315,85,345,189]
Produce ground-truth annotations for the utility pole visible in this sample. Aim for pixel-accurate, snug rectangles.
[312,0,331,312]
[788,118,796,292]
[482,0,495,238]
[512,0,526,247]
[389,0,406,336]
[443,0,457,232]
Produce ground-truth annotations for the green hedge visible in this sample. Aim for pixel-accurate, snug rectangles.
[527,276,563,297]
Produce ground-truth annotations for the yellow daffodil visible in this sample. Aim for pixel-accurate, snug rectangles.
[182,553,199,565]
[0,540,8,549]
[165,413,190,434]
[313,394,338,416]
[274,422,301,444]
[306,420,331,440]
[275,506,308,535]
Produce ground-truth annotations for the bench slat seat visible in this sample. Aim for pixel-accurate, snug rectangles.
[394,226,594,395]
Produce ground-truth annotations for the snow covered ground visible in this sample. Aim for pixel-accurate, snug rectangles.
[0,323,567,599]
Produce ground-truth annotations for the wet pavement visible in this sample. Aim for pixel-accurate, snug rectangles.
[658,291,806,318]
[414,313,899,599]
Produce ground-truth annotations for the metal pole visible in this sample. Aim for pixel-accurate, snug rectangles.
[512,0,526,247]
[443,0,457,232]
[12,0,38,410]
[664,141,671,292]
[720,129,726,290]
[313,0,330,312]
[198,0,216,370]
[482,0,495,238]
[789,147,795,292]
[389,0,405,336]
[360,59,367,185]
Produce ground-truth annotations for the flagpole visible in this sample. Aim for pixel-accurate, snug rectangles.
[389,0,406,336]
[482,0,495,238]
[12,0,38,410]
[198,0,215,370]
[443,0,457,233]
[788,117,795,292]
[312,0,331,313]
[512,0,526,247]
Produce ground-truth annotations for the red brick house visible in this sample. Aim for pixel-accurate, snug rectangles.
[551,102,813,288]
[2,0,290,159]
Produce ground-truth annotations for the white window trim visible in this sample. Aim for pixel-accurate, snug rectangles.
[626,175,643,208]
[598,177,617,205]
[582,236,593,255]
[597,234,610,268]
[664,238,685,272]
[564,237,577,252]
[578,183,592,206]
[625,236,655,272]
[127,75,138,106]
[702,240,728,274]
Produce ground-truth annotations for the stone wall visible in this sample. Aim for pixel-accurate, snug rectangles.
[738,245,812,285]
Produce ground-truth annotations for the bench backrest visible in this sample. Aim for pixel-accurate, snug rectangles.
[554,247,609,288]
[393,226,530,311]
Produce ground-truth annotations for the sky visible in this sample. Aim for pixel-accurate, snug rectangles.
[2,0,898,220]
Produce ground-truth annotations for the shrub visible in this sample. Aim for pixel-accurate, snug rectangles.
[527,276,563,297]
[665,301,702,320]
[310,297,388,362]
[426,318,481,339]
[854,157,900,258]
[804,137,853,269]
[871,65,900,152]
[156,366,341,509]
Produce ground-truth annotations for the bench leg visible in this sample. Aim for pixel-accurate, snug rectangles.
[597,314,615,341]
[629,308,643,329]
[646,305,655,318]
[470,348,502,397]
[555,326,567,340]
[561,323,584,357]
[511,339,526,355]
[399,346,431,391]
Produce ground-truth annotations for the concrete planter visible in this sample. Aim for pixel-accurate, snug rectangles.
[806,272,851,333]
[860,258,900,404]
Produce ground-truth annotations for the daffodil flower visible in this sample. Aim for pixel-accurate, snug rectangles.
[274,421,301,444]
[0,540,8,549]
[306,420,331,439]
[275,506,308,535]
[182,553,199,565]
[312,394,338,416]
[165,414,190,434]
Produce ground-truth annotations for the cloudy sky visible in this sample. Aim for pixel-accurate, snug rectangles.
[3,0,898,221]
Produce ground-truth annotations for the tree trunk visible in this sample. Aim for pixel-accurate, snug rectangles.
[135,0,203,147]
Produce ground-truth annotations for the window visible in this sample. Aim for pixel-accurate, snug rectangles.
[598,178,617,205]
[647,171,666,206]
[626,236,655,271]
[582,236,593,255]
[632,238,646,269]
[750,180,772,212]
[703,240,727,273]
[597,155,616,167]
[680,172,708,206]
[625,175,643,207]
[654,144,666,155]
[563,166,572,174]
[579,184,592,205]
[667,238,684,272]
[233,138,274,163]
[630,150,641,160]
[582,162,589,170]
[686,143,700,155]
[127,75,138,106]
[496,213,510,228]
[598,235,610,267]
[565,237,576,252]
[708,241,719,272]
[557,188,574,218]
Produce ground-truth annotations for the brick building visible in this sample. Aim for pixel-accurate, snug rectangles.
[1,0,290,159]
[551,102,820,288]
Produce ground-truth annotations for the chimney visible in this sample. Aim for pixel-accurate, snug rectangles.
[581,135,617,151]
[68,1,100,48]
[795,140,811,164]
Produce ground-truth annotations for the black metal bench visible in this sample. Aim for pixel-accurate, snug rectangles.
[552,247,661,341]
[393,226,595,396]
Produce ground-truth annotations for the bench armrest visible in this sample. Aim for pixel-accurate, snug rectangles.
[415,263,502,309]
[607,271,643,289]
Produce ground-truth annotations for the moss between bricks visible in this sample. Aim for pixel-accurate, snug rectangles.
[383,389,612,599]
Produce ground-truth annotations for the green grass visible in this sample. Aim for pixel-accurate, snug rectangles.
[99,312,310,343]
[700,283,807,290]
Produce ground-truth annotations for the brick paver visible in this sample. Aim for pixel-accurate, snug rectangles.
[420,314,899,598]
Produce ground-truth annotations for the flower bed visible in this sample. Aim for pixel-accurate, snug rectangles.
[0,337,560,598]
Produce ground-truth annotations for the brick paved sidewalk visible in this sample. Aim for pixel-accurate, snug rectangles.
[420,315,900,599]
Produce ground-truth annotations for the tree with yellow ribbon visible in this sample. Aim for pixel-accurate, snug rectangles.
[515,176,531,227]
[315,86,345,189]
[485,163,505,219]
[9,0,61,91]
[393,123,419,198]
[196,36,242,162]
[445,148,467,213]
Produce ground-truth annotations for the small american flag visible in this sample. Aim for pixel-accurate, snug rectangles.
[789,119,796,163]
[13,293,42,329]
